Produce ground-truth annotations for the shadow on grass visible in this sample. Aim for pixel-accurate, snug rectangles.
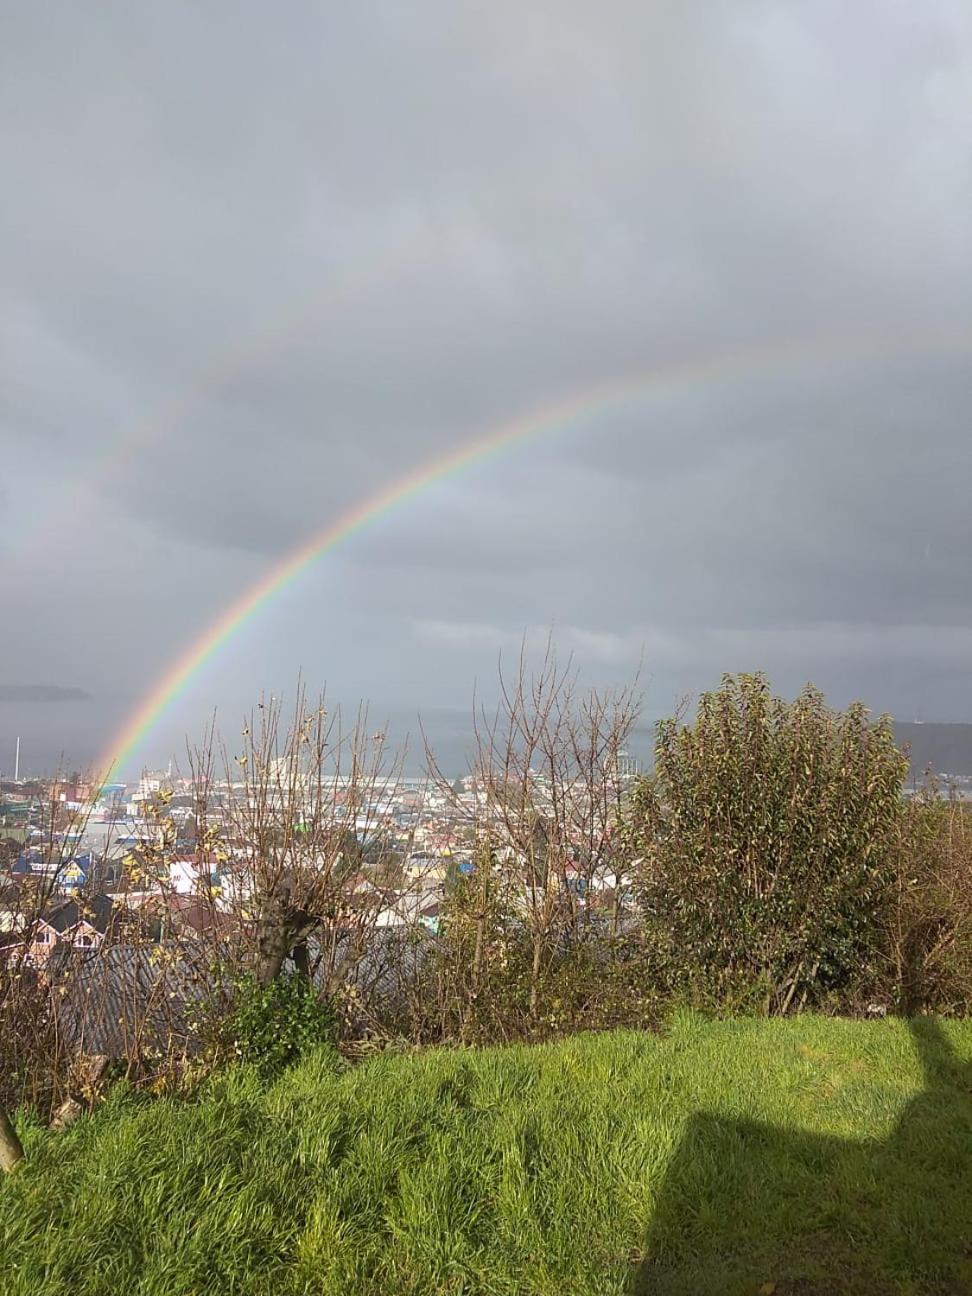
[630,1019,972,1296]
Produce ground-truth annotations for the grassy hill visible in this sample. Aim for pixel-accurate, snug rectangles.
[2,1014,970,1295]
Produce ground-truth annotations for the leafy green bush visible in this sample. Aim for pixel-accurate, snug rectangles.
[228,973,337,1078]
[625,673,909,1013]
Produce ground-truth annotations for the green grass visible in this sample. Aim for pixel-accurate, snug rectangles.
[2,1014,971,1294]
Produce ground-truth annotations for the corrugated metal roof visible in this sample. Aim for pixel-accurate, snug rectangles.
[47,942,221,1057]
[46,926,436,1058]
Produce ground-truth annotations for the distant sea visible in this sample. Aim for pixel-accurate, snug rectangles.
[375,716,972,782]
[3,700,972,784]
[389,718,972,783]
[893,723,972,784]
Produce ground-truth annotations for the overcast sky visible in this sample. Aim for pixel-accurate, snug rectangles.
[2,1,971,776]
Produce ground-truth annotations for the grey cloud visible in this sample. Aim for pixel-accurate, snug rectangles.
[2,2,971,771]
[414,618,972,671]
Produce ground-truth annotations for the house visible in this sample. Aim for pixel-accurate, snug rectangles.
[0,880,26,939]
[418,900,442,934]
[167,893,231,937]
[57,853,94,892]
[27,895,116,965]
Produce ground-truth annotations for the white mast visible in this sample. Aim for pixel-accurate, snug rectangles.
[14,736,20,782]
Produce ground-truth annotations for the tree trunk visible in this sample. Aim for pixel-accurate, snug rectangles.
[254,890,320,988]
[0,1108,24,1172]
[292,938,312,981]
[471,862,490,998]
[254,891,291,987]
[529,937,543,1020]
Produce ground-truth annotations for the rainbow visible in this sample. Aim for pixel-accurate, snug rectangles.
[94,329,969,779]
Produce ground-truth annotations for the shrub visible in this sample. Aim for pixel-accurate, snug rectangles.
[415,865,657,1043]
[625,673,909,1013]
[227,973,337,1078]
[885,783,972,1015]
[420,864,533,1042]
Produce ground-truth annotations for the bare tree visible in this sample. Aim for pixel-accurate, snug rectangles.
[0,776,100,1157]
[427,640,642,1027]
[187,687,418,1014]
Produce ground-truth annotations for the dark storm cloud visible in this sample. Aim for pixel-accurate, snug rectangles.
[2,1,971,768]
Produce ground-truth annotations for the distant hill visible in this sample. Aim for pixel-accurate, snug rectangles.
[0,685,91,703]
[622,719,972,783]
[393,716,972,781]
[622,720,972,783]
[894,723,972,779]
